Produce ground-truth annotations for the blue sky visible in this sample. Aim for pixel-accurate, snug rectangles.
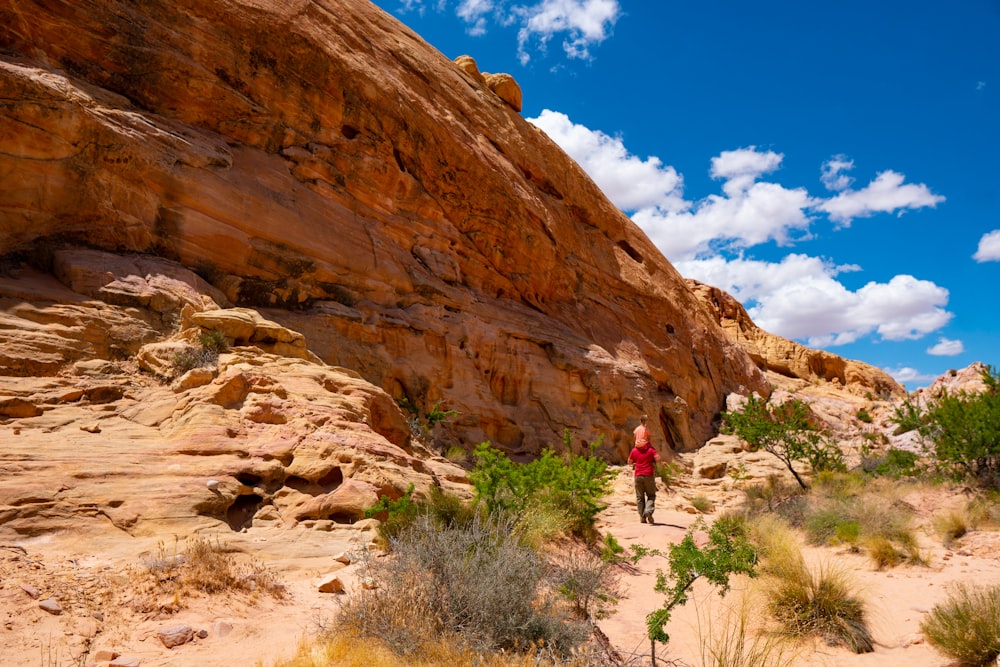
[372,0,1000,390]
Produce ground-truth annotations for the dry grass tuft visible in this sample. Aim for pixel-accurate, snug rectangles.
[922,583,1000,666]
[127,536,285,613]
[697,595,797,667]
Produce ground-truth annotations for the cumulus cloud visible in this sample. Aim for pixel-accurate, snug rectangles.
[397,0,620,61]
[927,337,965,356]
[528,110,684,212]
[676,256,951,346]
[516,0,620,63]
[817,170,945,225]
[887,366,940,385]
[820,155,855,192]
[529,109,953,350]
[973,229,1000,262]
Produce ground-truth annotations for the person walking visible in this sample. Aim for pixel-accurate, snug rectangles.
[628,414,659,524]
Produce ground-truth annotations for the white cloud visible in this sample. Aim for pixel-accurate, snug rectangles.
[973,229,1000,262]
[977,81,987,91]
[676,256,951,346]
[886,366,939,385]
[399,0,620,62]
[820,155,855,192]
[515,0,621,63]
[527,110,684,212]
[817,170,945,226]
[927,337,964,356]
[529,110,953,349]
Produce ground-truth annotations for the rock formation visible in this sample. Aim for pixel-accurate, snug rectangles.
[688,280,904,399]
[0,0,770,458]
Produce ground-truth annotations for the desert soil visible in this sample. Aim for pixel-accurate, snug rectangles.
[2,467,998,666]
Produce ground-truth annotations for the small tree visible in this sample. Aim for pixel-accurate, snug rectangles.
[722,395,844,490]
[898,365,1000,487]
[629,515,758,664]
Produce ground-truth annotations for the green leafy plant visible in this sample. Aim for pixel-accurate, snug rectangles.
[656,460,683,487]
[629,515,758,664]
[917,365,1000,486]
[855,407,873,423]
[922,583,1000,666]
[469,439,612,538]
[721,395,844,490]
[426,402,458,428]
[690,494,715,513]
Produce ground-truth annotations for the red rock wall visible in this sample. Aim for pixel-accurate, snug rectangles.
[0,0,769,457]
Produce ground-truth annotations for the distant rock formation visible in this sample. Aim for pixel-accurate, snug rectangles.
[688,280,904,398]
[0,0,769,457]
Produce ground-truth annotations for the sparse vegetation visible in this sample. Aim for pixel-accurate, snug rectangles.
[335,514,591,658]
[691,494,715,513]
[656,460,683,487]
[172,328,229,374]
[892,365,1000,488]
[765,558,873,653]
[128,536,284,613]
[697,596,796,667]
[922,583,1000,666]
[628,515,758,663]
[722,395,845,490]
[933,509,969,547]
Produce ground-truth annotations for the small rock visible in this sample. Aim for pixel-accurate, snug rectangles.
[38,599,62,615]
[157,624,194,648]
[20,584,40,599]
[332,551,352,565]
[92,649,119,662]
[316,575,345,594]
[79,423,101,433]
[213,620,233,637]
[92,611,105,621]
[899,632,924,647]
[206,479,220,491]
[196,628,209,639]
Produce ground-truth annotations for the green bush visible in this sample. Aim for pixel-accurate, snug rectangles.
[862,448,921,478]
[469,438,612,539]
[922,583,1000,666]
[892,365,1000,487]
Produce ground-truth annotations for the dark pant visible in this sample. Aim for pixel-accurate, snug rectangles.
[635,475,656,517]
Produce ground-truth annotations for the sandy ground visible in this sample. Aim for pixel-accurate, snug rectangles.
[3,467,998,666]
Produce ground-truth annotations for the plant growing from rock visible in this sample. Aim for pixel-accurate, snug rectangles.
[893,364,1000,487]
[721,395,844,490]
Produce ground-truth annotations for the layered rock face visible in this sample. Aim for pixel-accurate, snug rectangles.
[0,0,769,456]
[688,280,904,398]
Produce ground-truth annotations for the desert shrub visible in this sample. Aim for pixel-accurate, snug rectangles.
[337,514,589,657]
[790,477,922,568]
[921,583,1000,666]
[855,408,873,423]
[444,445,469,464]
[862,447,922,479]
[967,491,1000,528]
[933,509,969,547]
[171,329,229,374]
[744,475,805,516]
[747,514,804,579]
[130,536,284,613]
[691,495,715,513]
[722,395,844,490]
[548,541,622,620]
[470,438,612,539]
[767,561,873,653]
[892,365,1000,487]
[365,484,480,546]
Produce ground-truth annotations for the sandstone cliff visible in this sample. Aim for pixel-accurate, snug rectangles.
[0,0,769,457]
[688,280,904,399]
